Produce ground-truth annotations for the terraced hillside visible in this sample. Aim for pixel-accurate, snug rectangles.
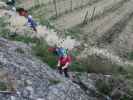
[28,0,133,59]
[1,0,133,72]
[24,0,101,20]
[1,1,133,100]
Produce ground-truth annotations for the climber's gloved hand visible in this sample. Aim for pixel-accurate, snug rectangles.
[57,64,60,68]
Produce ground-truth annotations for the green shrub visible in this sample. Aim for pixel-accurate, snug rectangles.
[0,81,7,91]
[15,48,24,54]
[70,61,88,72]
[128,51,133,60]
[96,79,113,95]
[65,29,81,39]
[32,41,57,69]
[9,35,39,44]
[0,17,10,37]
[40,20,55,29]
[120,95,133,100]
[49,79,60,85]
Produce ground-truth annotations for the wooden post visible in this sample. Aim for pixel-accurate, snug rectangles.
[38,0,41,6]
[30,0,33,8]
[37,0,39,6]
[83,10,89,25]
[82,0,84,5]
[32,0,36,8]
[33,0,39,8]
[90,7,96,21]
[38,0,42,6]
[53,0,58,17]
[70,0,73,11]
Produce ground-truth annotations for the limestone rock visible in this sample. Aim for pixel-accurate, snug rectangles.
[0,37,91,100]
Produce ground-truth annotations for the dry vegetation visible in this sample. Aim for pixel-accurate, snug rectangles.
[3,0,133,73]
[26,0,133,58]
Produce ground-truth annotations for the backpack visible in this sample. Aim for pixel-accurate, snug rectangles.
[56,47,68,57]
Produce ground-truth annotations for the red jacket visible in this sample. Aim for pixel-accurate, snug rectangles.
[59,55,72,65]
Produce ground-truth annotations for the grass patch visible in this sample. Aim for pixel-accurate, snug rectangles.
[120,96,133,100]
[96,79,113,95]
[127,51,133,60]
[95,74,133,99]
[0,81,7,91]
[65,28,82,39]
[49,79,60,85]
[15,48,25,54]
[39,19,55,29]
[8,35,40,44]
[32,41,57,69]
[28,4,42,12]
[0,17,10,38]
[124,65,133,79]
[70,60,88,72]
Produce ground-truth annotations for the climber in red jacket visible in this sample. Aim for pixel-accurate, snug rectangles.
[57,54,72,78]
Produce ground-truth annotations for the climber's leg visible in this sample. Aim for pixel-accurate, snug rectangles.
[58,66,63,75]
[63,68,69,78]
[33,27,37,32]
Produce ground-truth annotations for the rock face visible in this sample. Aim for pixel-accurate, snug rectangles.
[0,37,92,100]
[0,1,8,9]
[0,2,133,100]
[76,73,133,100]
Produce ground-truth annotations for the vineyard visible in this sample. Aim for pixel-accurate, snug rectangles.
[23,0,133,58]
[4,0,133,71]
